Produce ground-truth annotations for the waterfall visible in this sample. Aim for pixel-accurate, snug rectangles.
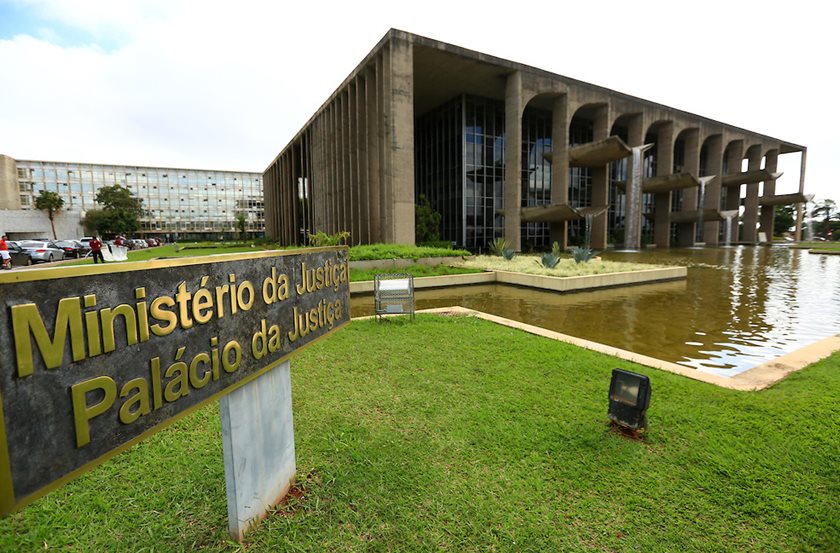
[804,195,815,240]
[584,213,594,250]
[622,144,652,250]
[724,216,733,246]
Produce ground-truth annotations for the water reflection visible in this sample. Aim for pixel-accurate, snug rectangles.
[350,247,840,376]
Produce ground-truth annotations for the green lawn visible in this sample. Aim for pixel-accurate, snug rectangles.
[63,243,276,265]
[2,317,837,551]
[63,242,471,266]
[349,243,471,261]
[791,241,840,252]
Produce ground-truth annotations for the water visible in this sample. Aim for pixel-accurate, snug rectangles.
[351,247,840,376]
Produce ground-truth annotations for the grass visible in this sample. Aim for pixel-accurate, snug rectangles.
[460,254,667,277]
[62,242,471,266]
[1,316,837,551]
[791,241,840,252]
[63,243,277,265]
[349,243,471,261]
[349,264,486,282]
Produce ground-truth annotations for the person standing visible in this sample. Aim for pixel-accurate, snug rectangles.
[0,234,10,269]
[89,235,105,264]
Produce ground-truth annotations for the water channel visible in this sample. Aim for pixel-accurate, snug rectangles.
[350,246,840,376]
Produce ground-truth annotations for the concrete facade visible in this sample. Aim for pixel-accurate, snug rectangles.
[263,29,806,250]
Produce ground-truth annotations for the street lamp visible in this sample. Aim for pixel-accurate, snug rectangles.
[608,368,651,432]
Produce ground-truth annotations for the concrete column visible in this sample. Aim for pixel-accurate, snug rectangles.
[341,90,351,236]
[794,148,807,242]
[654,122,675,248]
[676,129,700,246]
[590,106,610,250]
[504,71,523,250]
[347,82,358,241]
[702,136,723,246]
[388,38,415,245]
[379,46,393,242]
[740,148,762,243]
[549,95,568,248]
[356,75,369,244]
[366,65,382,243]
[330,102,340,235]
[758,150,779,240]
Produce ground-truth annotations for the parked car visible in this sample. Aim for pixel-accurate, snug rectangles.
[7,242,33,267]
[130,239,148,249]
[145,238,158,247]
[18,240,66,263]
[54,240,86,259]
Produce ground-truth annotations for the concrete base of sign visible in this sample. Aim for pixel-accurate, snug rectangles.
[220,360,295,541]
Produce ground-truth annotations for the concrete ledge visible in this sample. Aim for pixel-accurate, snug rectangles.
[493,267,687,292]
[350,256,471,270]
[401,307,840,391]
[809,249,840,255]
[350,271,494,294]
[351,266,686,295]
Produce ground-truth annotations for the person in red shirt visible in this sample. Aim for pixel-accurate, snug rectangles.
[89,235,105,264]
[0,234,10,269]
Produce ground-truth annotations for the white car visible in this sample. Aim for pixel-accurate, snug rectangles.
[18,240,66,263]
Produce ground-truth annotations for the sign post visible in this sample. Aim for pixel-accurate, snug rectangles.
[0,247,350,540]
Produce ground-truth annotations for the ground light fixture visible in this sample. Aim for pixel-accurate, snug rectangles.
[608,368,651,432]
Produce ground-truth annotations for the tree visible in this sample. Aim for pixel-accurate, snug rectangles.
[811,198,837,237]
[415,194,442,245]
[235,213,247,240]
[82,185,144,236]
[34,190,64,239]
[773,204,796,236]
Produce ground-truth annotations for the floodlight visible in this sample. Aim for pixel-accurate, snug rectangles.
[608,368,651,431]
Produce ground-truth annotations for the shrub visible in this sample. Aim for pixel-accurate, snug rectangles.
[570,246,596,264]
[415,194,442,244]
[536,252,560,268]
[309,231,350,247]
[489,237,509,257]
[502,248,516,260]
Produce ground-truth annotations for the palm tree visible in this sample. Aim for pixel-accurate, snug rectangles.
[34,190,65,240]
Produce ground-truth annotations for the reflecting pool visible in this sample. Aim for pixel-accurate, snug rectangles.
[350,247,840,376]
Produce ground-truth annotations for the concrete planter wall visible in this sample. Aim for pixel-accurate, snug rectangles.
[350,266,687,295]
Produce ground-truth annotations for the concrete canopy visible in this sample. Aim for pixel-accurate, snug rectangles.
[670,208,738,224]
[520,203,608,223]
[758,192,809,207]
[543,136,632,168]
[615,173,703,194]
[721,169,783,187]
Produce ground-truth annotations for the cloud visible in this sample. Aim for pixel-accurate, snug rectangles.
[0,1,835,200]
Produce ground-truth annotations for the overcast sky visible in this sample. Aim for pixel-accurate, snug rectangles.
[0,0,835,202]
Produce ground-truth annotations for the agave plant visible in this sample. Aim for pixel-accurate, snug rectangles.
[570,246,596,264]
[502,248,516,260]
[552,241,562,258]
[488,237,509,257]
[536,252,560,268]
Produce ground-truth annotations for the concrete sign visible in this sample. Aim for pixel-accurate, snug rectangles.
[0,247,350,516]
